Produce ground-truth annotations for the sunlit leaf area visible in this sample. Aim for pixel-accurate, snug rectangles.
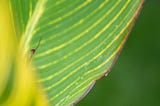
[0,0,149,106]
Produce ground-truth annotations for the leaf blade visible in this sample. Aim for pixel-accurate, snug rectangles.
[10,0,144,105]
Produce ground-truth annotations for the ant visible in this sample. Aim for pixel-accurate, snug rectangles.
[30,37,42,60]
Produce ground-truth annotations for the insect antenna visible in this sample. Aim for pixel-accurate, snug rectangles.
[30,37,42,60]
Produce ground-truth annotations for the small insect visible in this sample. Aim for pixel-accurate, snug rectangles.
[30,37,42,60]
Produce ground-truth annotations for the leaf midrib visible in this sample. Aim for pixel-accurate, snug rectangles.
[20,0,47,57]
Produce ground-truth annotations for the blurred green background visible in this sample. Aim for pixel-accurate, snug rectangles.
[77,1,160,106]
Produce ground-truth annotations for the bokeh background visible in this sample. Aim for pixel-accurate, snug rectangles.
[77,1,160,106]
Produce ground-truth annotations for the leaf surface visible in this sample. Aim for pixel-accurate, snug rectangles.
[9,0,144,105]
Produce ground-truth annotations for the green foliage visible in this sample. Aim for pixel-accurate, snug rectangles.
[0,0,143,106]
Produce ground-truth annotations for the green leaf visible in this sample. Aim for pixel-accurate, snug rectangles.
[9,0,144,105]
[0,1,48,106]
